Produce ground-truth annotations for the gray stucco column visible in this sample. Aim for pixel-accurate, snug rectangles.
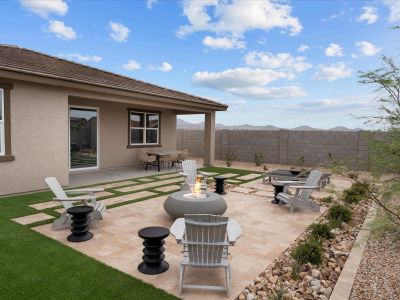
[204,111,215,166]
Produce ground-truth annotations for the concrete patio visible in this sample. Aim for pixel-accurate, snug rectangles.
[33,178,327,300]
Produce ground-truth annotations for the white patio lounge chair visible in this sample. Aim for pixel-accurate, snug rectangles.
[170,214,242,297]
[275,169,323,213]
[45,177,107,230]
[179,160,212,191]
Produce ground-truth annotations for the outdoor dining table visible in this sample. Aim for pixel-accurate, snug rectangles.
[146,150,176,172]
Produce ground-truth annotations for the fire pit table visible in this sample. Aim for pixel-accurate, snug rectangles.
[163,191,227,219]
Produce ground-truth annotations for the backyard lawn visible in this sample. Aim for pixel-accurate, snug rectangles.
[0,167,260,300]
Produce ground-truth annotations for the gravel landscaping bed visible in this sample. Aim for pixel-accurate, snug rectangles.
[238,199,371,300]
[349,224,400,299]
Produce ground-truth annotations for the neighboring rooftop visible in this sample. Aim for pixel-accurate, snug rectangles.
[0,45,227,109]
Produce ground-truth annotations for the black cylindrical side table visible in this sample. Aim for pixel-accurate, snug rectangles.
[138,226,170,275]
[67,205,94,242]
[214,176,226,195]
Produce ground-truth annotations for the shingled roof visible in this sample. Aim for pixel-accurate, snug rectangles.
[0,45,227,109]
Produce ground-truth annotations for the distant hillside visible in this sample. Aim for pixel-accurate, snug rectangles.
[177,118,362,131]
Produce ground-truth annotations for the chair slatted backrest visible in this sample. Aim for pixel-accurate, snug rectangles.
[184,214,229,266]
[298,170,323,201]
[182,160,197,186]
[45,177,73,210]
[138,149,149,162]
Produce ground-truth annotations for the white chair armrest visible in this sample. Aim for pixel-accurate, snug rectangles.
[227,219,242,244]
[179,172,189,177]
[274,180,304,185]
[291,185,319,190]
[170,218,185,242]
[65,188,104,194]
[53,195,96,202]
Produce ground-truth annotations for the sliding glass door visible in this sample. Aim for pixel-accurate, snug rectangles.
[69,107,98,170]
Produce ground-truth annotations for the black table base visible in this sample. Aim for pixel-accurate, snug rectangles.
[138,226,170,275]
[67,205,94,242]
[271,184,284,205]
[214,176,226,195]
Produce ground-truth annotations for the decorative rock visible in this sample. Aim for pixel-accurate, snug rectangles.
[239,293,246,300]
[324,287,333,297]
[304,275,313,282]
[246,292,256,300]
[310,279,320,287]
[318,295,328,300]
[328,270,338,281]
[311,269,321,278]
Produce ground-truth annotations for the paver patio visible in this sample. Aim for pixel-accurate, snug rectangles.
[34,178,324,300]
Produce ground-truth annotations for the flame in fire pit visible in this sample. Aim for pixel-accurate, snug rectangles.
[191,176,203,198]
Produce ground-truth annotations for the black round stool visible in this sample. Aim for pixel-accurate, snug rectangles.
[138,226,170,275]
[214,176,226,195]
[66,205,94,242]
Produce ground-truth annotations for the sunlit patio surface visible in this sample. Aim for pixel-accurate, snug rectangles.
[30,175,348,300]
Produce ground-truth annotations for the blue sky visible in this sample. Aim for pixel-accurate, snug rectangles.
[1,0,399,129]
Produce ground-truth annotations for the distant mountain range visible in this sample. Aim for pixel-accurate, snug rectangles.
[177,119,362,131]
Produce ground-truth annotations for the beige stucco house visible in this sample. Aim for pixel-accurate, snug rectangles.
[0,45,227,196]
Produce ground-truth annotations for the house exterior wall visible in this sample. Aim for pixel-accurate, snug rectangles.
[0,81,178,196]
[0,81,69,196]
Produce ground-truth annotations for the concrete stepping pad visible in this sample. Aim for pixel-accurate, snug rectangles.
[29,201,60,210]
[230,187,257,194]
[220,173,240,178]
[12,213,54,225]
[136,178,154,182]
[236,173,261,180]
[253,190,274,197]
[225,179,242,184]
[153,185,181,193]
[116,178,184,193]
[90,180,135,189]
[100,191,158,206]
[153,173,180,179]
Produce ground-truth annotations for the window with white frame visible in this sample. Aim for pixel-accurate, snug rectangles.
[0,89,4,155]
[129,111,160,145]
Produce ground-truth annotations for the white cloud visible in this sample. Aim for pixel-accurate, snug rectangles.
[58,53,102,63]
[20,0,68,18]
[257,37,267,45]
[158,62,173,72]
[193,67,306,99]
[357,6,379,24]
[177,0,302,38]
[244,51,311,73]
[381,0,400,22]
[224,99,246,106]
[203,35,245,50]
[122,60,141,71]
[48,20,76,40]
[297,44,310,52]
[146,0,157,9]
[324,43,344,57]
[321,10,345,22]
[356,41,381,56]
[109,21,130,42]
[313,62,352,82]
[276,96,376,112]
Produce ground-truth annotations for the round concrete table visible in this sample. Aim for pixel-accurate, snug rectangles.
[164,191,227,219]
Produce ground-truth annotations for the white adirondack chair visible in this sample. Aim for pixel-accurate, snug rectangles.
[170,214,242,297]
[45,177,107,230]
[275,169,323,213]
[179,160,211,191]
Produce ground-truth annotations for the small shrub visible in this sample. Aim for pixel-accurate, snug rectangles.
[328,204,352,226]
[309,223,333,240]
[291,261,301,280]
[322,195,334,204]
[225,152,236,167]
[267,281,288,300]
[254,153,264,166]
[290,237,323,265]
[343,182,369,205]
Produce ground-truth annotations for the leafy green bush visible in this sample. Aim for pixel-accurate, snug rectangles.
[225,152,236,167]
[328,204,352,227]
[322,195,334,204]
[343,182,369,204]
[291,261,301,280]
[290,237,323,265]
[309,223,333,239]
[254,153,264,166]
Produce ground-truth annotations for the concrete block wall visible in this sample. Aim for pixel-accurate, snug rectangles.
[176,129,378,168]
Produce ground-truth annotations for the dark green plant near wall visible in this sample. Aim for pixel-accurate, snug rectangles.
[254,153,263,166]
[290,236,323,265]
[225,152,236,167]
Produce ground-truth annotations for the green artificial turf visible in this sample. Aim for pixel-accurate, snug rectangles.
[0,166,261,300]
[0,192,178,300]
